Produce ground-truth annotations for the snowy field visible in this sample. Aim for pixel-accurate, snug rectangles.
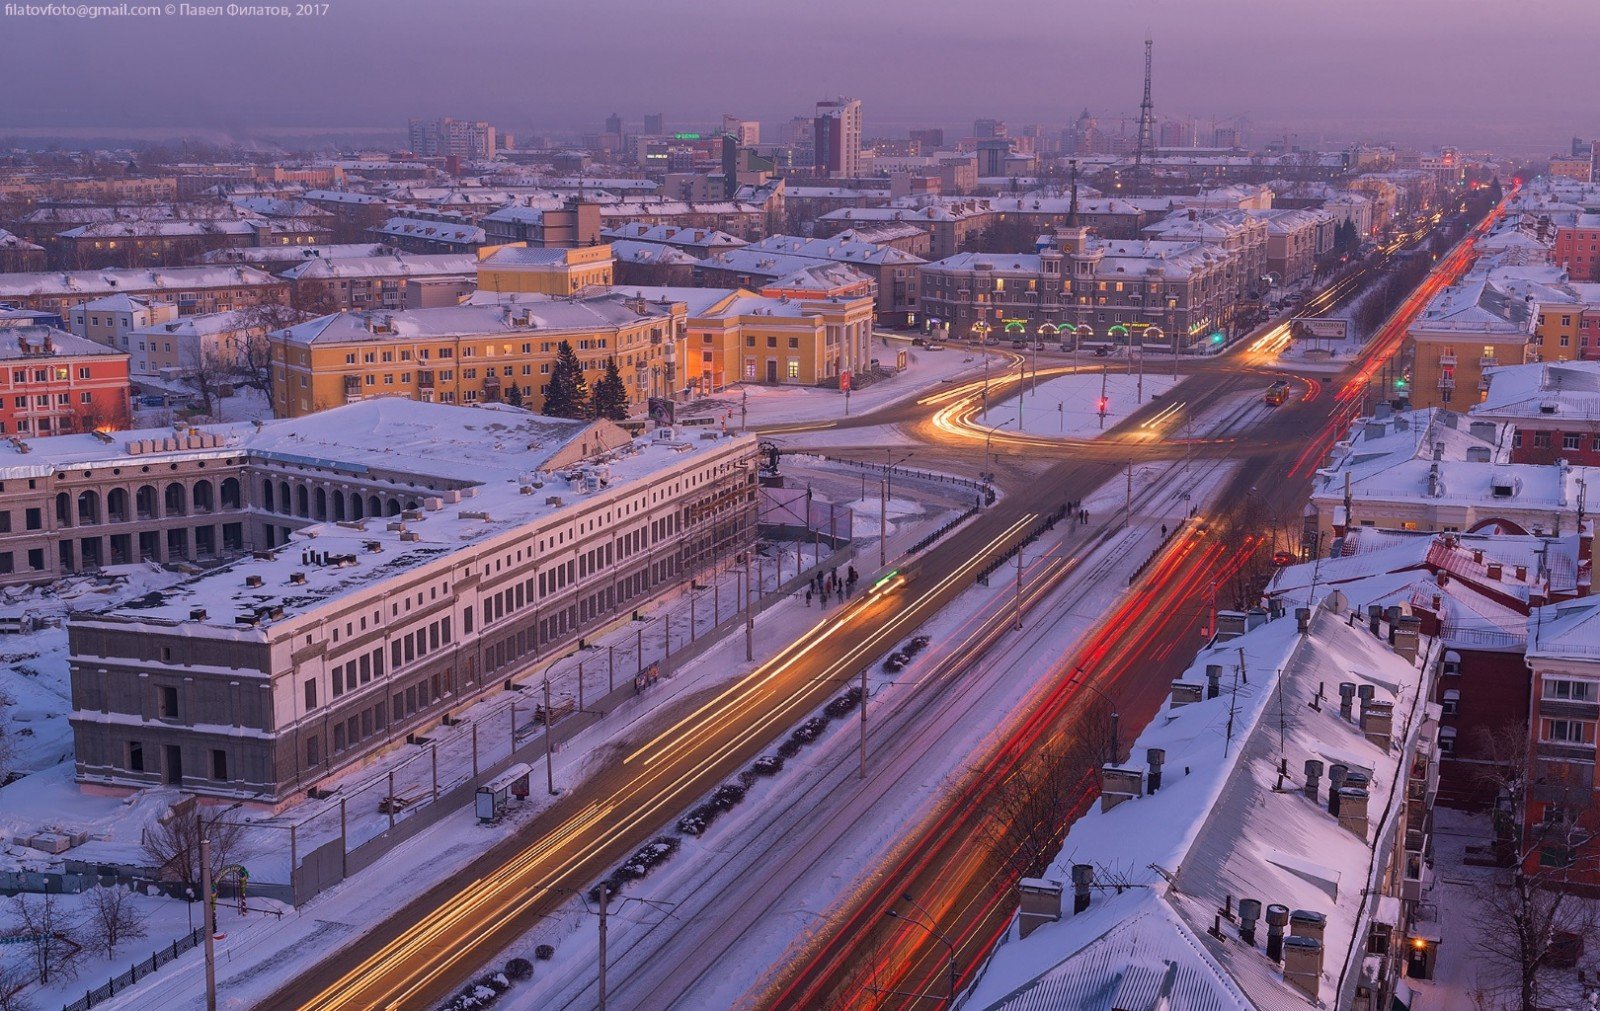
[979,370,1183,438]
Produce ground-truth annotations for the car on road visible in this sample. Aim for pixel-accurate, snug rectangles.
[1272,550,1296,566]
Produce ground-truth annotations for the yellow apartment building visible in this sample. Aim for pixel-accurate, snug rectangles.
[476,243,616,296]
[1406,273,1534,409]
[270,294,685,418]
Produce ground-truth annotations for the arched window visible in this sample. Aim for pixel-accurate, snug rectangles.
[136,485,158,519]
[220,478,241,510]
[106,487,129,523]
[332,490,347,521]
[261,479,275,513]
[55,492,72,527]
[192,480,214,514]
[295,485,310,518]
[164,482,186,516]
[76,489,100,525]
[386,498,401,517]
[314,487,328,521]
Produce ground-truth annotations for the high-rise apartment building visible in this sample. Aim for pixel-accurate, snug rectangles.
[814,98,863,179]
[643,113,665,135]
[407,117,500,160]
[721,115,760,146]
[908,128,945,153]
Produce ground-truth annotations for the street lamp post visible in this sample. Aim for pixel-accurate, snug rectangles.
[1069,666,1121,765]
[971,321,992,421]
[889,892,959,1003]
[980,418,1014,481]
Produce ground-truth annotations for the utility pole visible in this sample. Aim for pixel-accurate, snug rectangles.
[598,886,609,1011]
[740,387,747,432]
[543,678,556,795]
[744,551,754,662]
[859,665,868,780]
[201,835,217,1011]
[1125,460,1133,528]
[1099,363,1109,429]
[1014,542,1024,631]
[1137,353,1144,403]
[879,475,888,568]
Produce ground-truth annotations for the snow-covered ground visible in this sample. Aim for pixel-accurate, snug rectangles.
[131,384,274,428]
[489,454,1241,1011]
[60,464,971,1011]
[678,341,1000,428]
[979,369,1183,439]
[1412,807,1600,1010]
[2,564,190,779]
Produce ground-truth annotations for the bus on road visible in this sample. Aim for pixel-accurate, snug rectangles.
[1264,380,1292,406]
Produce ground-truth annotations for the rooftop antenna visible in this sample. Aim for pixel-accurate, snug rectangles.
[1134,34,1156,194]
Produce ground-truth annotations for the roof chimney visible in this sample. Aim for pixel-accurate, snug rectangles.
[1266,904,1290,962]
[1296,606,1311,634]
[1169,681,1204,708]
[1099,764,1143,812]
[1283,935,1324,1001]
[1237,898,1262,945]
[1327,763,1348,815]
[1206,664,1223,699]
[1337,787,1370,839]
[1338,682,1356,721]
[1146,747,1166,794]
[1303,759,1324,803]
[1071,863,1095,914]
[1363,699,1396,750]
[1018,877,1064,938]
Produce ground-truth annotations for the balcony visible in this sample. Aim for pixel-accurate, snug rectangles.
[417,371,435,389]
[1539,699,1600,721]
[1437,378,1455,391]
[1438,354,1457,366]
[1480,356,1499,367]
[1537,742,1596,763]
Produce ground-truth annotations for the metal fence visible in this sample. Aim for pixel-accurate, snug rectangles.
[61,927,206,1011]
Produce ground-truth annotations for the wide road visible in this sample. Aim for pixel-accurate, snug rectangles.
[258,204,1487,1011]
[759,201,1502,1010]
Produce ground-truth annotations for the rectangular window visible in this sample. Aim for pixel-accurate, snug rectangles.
[304,679,317,711]
[1541,718,1596,745]
[158,685,179,719]
[1543,678,1600,703]
[210,749,228,781]
[128,741,144,772]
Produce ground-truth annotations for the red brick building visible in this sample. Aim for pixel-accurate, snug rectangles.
[0,327,131,436]
[1474,360,1600,466]
[1553,215,1600,282]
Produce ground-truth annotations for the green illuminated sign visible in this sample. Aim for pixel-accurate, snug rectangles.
[674,132,702,141]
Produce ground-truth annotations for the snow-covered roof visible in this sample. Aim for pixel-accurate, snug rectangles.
[967,604,1433,1010]
[0,325,127,361]
[198,243,396,266]
[57,218,328,240]
[0,229,44,253]
[278,253,478,282]
[275,293,676,347]
[608,239,702,267]
[371,217,485,246]
[1411,272,1536,337]
[62,400,748,631]
[600,222,748,251]
[0,265,281,299]
[1474,359,1600,423]
[476,245,590,268]
[741,233,925,266]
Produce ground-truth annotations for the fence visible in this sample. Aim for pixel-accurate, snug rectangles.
[788,453,995,504]
[61,927,206,1011]
[207,536,856,910]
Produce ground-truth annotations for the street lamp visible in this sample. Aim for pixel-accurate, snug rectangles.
[881,450,915,567]
[971,321,992,421]
[1068,666,1121,765]
[887,892,958,1003]
[979,417,1014,481]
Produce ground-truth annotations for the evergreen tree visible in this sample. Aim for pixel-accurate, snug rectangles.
[590,359,630,421]
[1488,176,1503,202]
[503,382,524,408]
[542,340,589,419]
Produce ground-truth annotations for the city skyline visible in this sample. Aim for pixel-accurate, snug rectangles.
[1,0,1597,152]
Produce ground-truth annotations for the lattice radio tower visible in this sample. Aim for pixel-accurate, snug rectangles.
[1134,35,1156,193]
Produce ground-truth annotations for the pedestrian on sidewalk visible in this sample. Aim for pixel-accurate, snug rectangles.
[848,565,858,585]
[806,589,813,607]
[1161,524,1168,538]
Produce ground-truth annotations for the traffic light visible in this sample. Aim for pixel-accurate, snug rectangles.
[1097,396,1109,414]
[1395,377,1408,390]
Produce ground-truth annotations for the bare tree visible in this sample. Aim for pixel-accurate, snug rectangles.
[187,345,235,419]
[0,957,35,1011]
[1471,723,1600,1011]
[8,893,82,985]
[975,699,1115,881]
[232,301,302,397]
[83,886,149,959]
[142,809,247,893]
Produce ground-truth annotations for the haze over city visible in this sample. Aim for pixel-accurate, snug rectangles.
[3,4,1600,1011]
[2,0,1597,151]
